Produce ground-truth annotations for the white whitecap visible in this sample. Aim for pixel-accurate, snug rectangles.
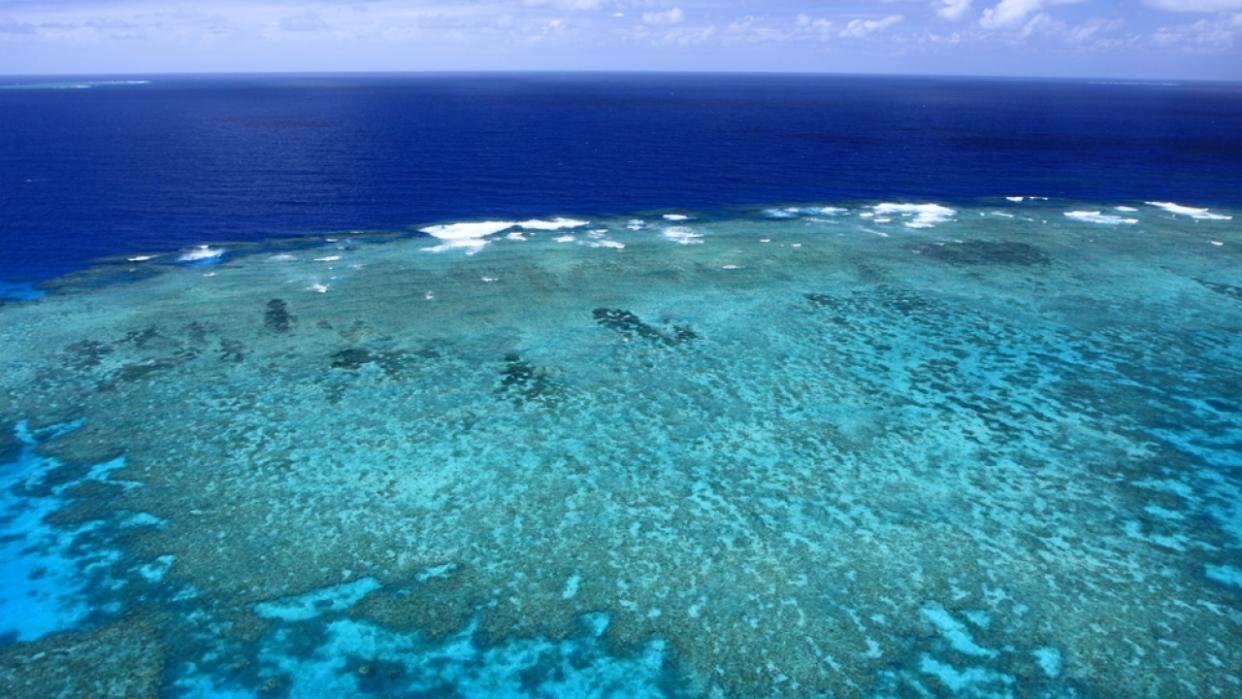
[873,203,956,229]
[517,217,590,231]
[1115,206,1139,212]
[555,235,576,243]
[314,255,341,262]
[420,221,516,240]
[663,214,691,222]
[127,255,157,262]
[721,264,740,270]
[309,283,329,294]
[590,240,625,249]
[267,253,297,262]
[423,238,489,255]
[505,232,527,241]
[1146,201,1231,221]
[765,206,847,218]
[1064,211,1138,225]
[662,226,704,245]
[1006,196,1024,202]
[178,245,224,262]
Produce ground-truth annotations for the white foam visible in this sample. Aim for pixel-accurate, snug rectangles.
[721,264,740,270]
[423,238,488,255]
[1146,201,1231,220]
[481,276,498,283]
[1064,210,1138,225]
[765,206,846,218]
[1006,196,1024,202]
[126,255,157,262]
[314,255,341,262]
[420,221,515,240]
[309,283,329,294]
[590,240,625,249]
[662,226,703,245]
[662,213,691,221]
[177,245,224,262]
[555,235,576,243]
[873,203,956,229]
[1115,205,1139,212]
[990,211,1015,218]
[505,232,527,241]
[267,253,297,262]
[759,238,771,243]
[517,217,590,230]
[1211,240,1224,247]
[626,219,646,231]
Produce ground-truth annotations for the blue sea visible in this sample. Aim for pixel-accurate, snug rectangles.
[0,74,1240,697]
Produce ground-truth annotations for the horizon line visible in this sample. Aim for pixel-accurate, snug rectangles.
[0,68,1236,85]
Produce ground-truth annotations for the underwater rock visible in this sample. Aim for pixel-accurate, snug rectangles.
[498,353,562,405]
[329,347,423,376]
[62,340,113,369]
[0,614,166,698]
[592,308,698,346]
[264,299,295,333]
[806,287,933,319]
[219,339,246,364]
[330,348,373,370]
[1197,279,1242,302]
[0,420,18,465]
[119,326,171,350]
[917,241,1050,266]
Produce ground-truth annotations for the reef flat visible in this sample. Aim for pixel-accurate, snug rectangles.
[0,200,1239,697]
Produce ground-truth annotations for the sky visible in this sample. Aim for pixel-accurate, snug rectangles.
[0,1,1239,79]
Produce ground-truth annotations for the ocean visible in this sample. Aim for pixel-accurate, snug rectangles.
[0,74,1240,697]
[2,73,1241,285]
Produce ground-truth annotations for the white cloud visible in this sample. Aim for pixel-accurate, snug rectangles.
[1152,14,1240,48]
[1144,0,1242,11]
[840,15,903,38]
[980,0,1047,29]
[642,8,684,26]
[936,0,974,21]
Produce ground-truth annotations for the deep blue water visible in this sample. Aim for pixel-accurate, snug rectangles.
[2,72,1241,284]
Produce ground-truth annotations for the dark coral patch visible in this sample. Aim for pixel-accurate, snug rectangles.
[497,353,561,405]
[264,299,295,333]
[63,340,113,369]
[1197,280,1242,302]
[593,308,699,346]
[330,347,426,377]
[917,241,1050,266]
[330,348,373,370]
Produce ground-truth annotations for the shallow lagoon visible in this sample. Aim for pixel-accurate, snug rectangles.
[1,199,1239,697]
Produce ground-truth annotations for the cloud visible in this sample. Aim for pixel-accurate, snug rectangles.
[642,8,684,25]
[840,15,903,38]
[979,0,1047,29]
[936,0,973,21]
[1144,0,1242,11]
[1152,13,1241,48]
[280,12,326,33]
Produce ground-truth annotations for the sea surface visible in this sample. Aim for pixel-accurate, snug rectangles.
[0,75,1240,698]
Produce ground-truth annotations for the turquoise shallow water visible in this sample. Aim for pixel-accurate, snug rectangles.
[0,199,1240,697]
